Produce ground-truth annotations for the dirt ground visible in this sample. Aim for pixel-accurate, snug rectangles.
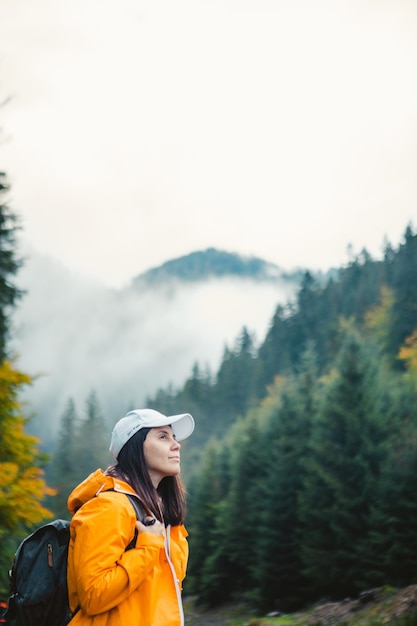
[184,585,417,626]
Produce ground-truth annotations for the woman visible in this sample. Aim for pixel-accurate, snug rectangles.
[66,407,195,626]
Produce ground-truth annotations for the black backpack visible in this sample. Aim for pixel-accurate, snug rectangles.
[2,494,146,626]
[5,519,73,626]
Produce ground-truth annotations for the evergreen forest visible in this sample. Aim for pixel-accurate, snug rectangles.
[148,226,417,612]
[1,168,417,613]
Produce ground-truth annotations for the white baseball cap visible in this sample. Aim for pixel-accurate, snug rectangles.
[109,408,195,459]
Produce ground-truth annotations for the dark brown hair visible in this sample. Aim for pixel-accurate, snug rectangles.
[107,427,187,526]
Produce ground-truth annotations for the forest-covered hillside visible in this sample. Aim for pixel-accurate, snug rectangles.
[146,226,417,451]
[141,225,417,613]
[47,224,417,612]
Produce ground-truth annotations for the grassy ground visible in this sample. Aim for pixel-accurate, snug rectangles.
[184,585,417,626]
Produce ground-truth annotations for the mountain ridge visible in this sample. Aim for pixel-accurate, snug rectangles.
[131,247,305,287]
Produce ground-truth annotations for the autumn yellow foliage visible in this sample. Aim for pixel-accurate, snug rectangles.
[365,286,394,350]
[398,331,417,384]
[0,360,54,540]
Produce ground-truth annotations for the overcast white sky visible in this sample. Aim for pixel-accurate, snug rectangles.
[1,0,416,288]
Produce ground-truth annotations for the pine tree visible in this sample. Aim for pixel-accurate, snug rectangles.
[388,225,417,362]
[48,398,79,519]
[298,327,386,599]
[257,303,297,391]
[254,346,318,611]
[185,439,231,601]
[378,426,417,586]
[216,412,268,598]
[365,415,417,587]
[0,172,23,360]
[214,327,257,420]
[178,363,212,445]
[294,271,322,347]
[363,339,417,587]
[74,391,110,482]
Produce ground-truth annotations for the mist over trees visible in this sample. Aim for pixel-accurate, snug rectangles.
[1,173,417,613]
[12,247,298,448]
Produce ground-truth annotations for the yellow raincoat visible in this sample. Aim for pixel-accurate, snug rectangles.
[67,469,189,626]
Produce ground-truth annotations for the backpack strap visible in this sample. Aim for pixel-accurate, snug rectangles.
[125,493,147,520]
[125,494,146,550]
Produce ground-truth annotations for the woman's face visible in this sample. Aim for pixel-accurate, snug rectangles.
[143,425,181,487]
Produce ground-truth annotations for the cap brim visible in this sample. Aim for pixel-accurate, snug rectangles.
[169,413,195,441]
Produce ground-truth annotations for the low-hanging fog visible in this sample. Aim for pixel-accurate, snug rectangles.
[10,249,299,447]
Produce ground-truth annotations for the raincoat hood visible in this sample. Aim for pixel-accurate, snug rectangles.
[67,468,136,515]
